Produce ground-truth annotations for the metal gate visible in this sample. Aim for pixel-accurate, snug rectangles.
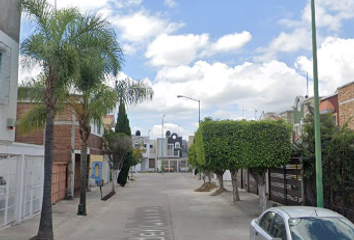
[0,155,19,229]
[268,157,302,205]
[22,156,43,220]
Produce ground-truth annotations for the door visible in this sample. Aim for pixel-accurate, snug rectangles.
[0,155,19,229]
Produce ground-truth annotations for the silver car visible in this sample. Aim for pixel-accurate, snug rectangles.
[250,206,354,240]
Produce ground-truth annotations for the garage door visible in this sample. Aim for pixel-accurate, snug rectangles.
[52,163,67,204]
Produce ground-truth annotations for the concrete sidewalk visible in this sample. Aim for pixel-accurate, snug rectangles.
[0,174,274,240]
[0,182,118,240]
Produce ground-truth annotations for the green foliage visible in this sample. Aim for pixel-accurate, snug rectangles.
[194,118,292,172]
[297,104,354,207]
[118,154,132,187]
[115,101,131,135]
[131,146,146,167]
[103,131,132,170]
[241,120,292,169]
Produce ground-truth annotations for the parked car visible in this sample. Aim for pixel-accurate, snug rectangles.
[250,206,354,240]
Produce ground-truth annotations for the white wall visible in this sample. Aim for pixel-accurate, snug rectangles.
[0,31,19,144]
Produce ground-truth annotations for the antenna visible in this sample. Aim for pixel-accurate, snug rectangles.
[314,208,318,217]
[305,72,309,99]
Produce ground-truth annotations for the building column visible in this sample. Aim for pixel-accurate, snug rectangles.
[177,160,179,172]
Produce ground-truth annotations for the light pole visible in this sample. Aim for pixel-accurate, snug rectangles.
[161,114,166,172]
[177,95,201,179]
[311,0,323,207]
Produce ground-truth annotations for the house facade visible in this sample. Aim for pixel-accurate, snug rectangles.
[132,133,156,172]
[16,103,108,204]
[0,0,45,230]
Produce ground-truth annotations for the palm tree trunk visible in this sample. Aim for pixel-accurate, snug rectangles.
[78,120,90,216]
[78,141,88,215]
[37,106,54,240]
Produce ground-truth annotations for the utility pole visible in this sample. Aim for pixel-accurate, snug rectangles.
[311,0,323,207]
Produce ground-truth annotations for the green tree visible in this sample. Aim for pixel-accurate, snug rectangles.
[20,1,83,239]
[103,131,132,192]
[297,104,354,211]
[70,12,123,216]
[115,102,132,187]
[241,120,292,213]
[114,78,154,186]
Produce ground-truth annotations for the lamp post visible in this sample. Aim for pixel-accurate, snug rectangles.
[177,95,201,180]
[161,114,166,172]
[311,0,323,207]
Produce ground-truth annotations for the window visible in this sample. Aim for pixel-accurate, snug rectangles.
[168,144,173,156]
[270,215,287,240]
[143,144,147,148]
[148,159,155,168]
[175,142,180,148]
[0,43,12,105]
[259,211,276,232]
[97,123,101,135]
[150,145,153,149]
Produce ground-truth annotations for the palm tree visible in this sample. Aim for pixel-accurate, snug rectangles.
[71,12,123,216]
[21,1,82,239]
[20,0,123,238]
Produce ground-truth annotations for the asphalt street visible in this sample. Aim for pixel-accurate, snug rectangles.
[0,173,260,240]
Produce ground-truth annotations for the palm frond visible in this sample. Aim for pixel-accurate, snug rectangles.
[17,104,46,134]
[115,78,154,107]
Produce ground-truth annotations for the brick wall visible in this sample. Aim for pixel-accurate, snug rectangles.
[17,102,103,159]
[338,83,354,130]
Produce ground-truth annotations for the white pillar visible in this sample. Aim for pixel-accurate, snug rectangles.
[16,154,25,223]
[168,160,170,172]
[177,160,179,172]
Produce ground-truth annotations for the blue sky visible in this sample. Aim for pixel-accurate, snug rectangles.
[20,0,354,139]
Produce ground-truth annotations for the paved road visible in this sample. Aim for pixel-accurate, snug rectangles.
[1,173,259,240]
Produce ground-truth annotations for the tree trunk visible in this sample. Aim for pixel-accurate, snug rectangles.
[211,170,227,196]
[249,169,267,213]
[78,142,88,216]
[230,169,240,202]
[78,120,90,216]
[111,169,118,193]
[37,104,54,240]
[206,171,211,183]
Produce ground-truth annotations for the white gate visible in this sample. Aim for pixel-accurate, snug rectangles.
[21,156,43,221]
[0,154,19,229]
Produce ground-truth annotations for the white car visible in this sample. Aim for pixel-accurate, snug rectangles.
[250,206,354,240]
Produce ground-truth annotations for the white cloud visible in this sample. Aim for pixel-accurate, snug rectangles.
[110,11,184,43]
[301,0,354,31]
[164,0,177,8]
[49,0,109,12]
[145,33,209,66]
[256,28,311,62]
[128,60,306,122]
[295,37,354,95]
[201,31,252,57]
[146,31,252,67]
[258,1,354,61]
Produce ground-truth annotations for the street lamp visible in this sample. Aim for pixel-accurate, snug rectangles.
[177,95,201,180]
[311,0,323,208]
[161,114,166,172]
[177,95,200,125]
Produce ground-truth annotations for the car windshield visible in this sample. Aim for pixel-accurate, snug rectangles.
[289,217,354,240]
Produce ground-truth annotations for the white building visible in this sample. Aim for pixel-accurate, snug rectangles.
[132,134,156,172]
[0,0,44,230]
